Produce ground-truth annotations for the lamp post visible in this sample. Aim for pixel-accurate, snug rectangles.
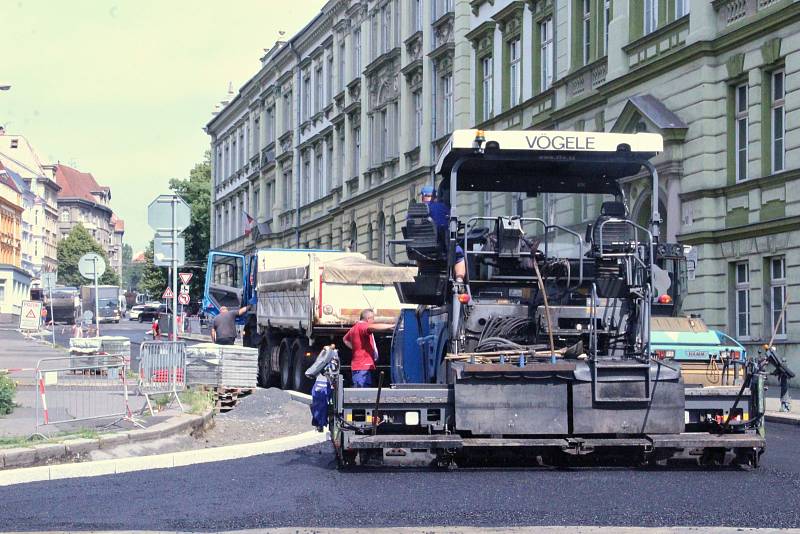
[0,84,11,91]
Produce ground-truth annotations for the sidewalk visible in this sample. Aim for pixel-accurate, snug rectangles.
[765,383,800,425]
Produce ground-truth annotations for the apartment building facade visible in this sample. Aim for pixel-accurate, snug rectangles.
[0,162,31,316]
[0,132,60,279]
[209,0,800,377]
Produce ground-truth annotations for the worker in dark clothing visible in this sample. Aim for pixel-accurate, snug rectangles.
[420,185,466,283]
[211,305,249,345]
[343,309,395,387]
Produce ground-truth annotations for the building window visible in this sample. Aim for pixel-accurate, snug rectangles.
[254,187,260,216]
[381,108,389,161]
[349,222,358,251]
[413,89,423,147]
[302,157,310,204]
[412,0,422,32]
[734,262,750,339]
[442,73,453,135]
[508,38,521,107]
[253,117,261,153]
[326,54,334,102]
[303,74,311,121]
[540,18,553,91]
[315,151,324,199]
[581,194,592,221]
[238,131,244,168]
[481,56,493,121]
[381,4,391,55]
[644,0,658,35]
[771,70,785,173]
[770,257,787,338]
[337,128,345,184]
[283,92,292,133]
[735,83,748,182]
[266,106,275,145]
[339,41,346,91]
[314,66,323,115]
[326,140,333,192]
[582,0,591,65]
[282,171,292,209]
[265,182,272,219]
[352,126,361,177]
[675,0,689,18]
[603,0,611,55]
[353,29,361,78]
[60,211,69,222]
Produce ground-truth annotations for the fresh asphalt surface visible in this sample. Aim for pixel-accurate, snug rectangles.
[0,423,797,531]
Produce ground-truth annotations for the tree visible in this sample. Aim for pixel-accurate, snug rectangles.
[121,243,143,291]
[169,151,211,301]
[57,224,120,286]
[137,240,167,298]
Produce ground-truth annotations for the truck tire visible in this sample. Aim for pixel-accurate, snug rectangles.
[291,339,312,393]
[279,339,293,390]
[257,340,273,388]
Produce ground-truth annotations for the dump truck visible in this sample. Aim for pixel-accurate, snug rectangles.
[80,285,122,323]
[203,249,414,392]
[320,129,766,469]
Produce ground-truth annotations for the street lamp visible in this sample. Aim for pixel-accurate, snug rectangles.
[0,84,10,91]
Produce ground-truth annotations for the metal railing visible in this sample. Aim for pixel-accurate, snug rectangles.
[34,355,140,434]
[138,341,187,415]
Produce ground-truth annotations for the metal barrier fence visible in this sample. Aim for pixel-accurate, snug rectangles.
[138,341,186,415]
[34,355,140,434]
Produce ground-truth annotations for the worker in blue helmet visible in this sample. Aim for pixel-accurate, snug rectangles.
[420,185,466,283]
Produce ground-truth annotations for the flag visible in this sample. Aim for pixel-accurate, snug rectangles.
[242,210,254,236]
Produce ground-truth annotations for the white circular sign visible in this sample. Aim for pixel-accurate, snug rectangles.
[78,253,106,279]
[178,293,190,306]
[82,310,94,323]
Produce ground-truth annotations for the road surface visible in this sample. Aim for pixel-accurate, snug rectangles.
[0,423,797,531]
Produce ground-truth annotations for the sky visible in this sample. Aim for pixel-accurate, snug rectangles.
[1,0,326,252]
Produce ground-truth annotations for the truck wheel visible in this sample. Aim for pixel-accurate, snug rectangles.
[292,339,313,393]
[257,340,272,388]
[279,339,293,390]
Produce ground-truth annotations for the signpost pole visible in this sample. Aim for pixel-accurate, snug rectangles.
[171,197,178,341]
[48,281,55,347]
[93,258,100,337]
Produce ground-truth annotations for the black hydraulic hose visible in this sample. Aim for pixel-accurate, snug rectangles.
[372,371,385,436]
[722,361,762,430]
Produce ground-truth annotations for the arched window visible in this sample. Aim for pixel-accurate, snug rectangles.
[377,213,386,263]
[349,222,357,252]
[367,223,374,259]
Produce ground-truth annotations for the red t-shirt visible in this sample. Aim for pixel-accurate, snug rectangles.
[343,321,377,371]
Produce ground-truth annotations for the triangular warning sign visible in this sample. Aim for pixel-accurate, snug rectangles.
[25,309,36,318]
[162,287,174,299]
[179,272,193,285]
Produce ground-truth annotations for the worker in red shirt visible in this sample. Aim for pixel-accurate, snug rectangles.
[343,309,395,387]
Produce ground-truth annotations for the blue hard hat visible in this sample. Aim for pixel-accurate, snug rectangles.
[420,185,435,196]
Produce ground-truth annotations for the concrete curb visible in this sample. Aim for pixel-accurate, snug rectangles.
[766,411,800,425]
[0,410,214,471]
[0,429,329,486]
[288,390,313,406]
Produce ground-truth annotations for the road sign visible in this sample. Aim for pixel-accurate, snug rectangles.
[41,272,57,289]
[154,235,185,266]
[147,194,191,233]
[162,287,174,300]
[179,272,193,285]
[19,300,42,331]
[78,253,106,279]
[178,293,190,306]
[82,310,94,323]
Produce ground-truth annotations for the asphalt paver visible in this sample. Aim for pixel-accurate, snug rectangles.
[0,423,797,531]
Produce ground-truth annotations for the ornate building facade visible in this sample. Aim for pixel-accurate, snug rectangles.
[209,0,800,381]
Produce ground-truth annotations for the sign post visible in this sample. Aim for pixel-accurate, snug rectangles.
[79,253,106,337]
[42,272,57,347]
[148,194,190,341]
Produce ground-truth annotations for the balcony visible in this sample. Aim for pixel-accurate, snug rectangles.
[564,57,608,101]
[712,0,783,29]
[260,144,276,170]
[623,16,689,69]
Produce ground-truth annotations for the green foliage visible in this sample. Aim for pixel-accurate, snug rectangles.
[138,240,167,298]
[56,224,120,287]
[179,387,215,414]
[121,243,143,291]
[0,373,17,416]
[169,151,211,302]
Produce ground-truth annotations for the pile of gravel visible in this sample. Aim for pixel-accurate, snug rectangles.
[198,388,313,447]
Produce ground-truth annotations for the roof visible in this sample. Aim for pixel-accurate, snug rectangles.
[111,214,125,232]
[0,162,21,194]
[54,163,110,204]
[623,95,688,131]
[132,251,146,263]
[435,130,663,195]
[0,133,47,179]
